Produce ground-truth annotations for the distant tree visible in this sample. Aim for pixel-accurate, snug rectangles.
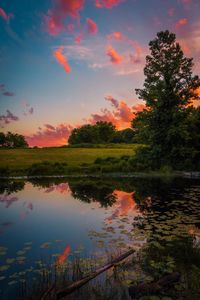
[112,128,135,143]
[132,30,200,169]
[68,121,116,145]
[68,125,95,144]
[0,132,28,148]
[95,121,116,143]
[0,132,6,147]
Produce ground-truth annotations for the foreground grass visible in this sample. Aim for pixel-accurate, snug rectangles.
[0,144,140,176]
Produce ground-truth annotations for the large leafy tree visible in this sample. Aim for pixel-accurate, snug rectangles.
[133,30,200,169]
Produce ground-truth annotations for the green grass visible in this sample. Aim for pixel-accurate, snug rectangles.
[0,144,140,175]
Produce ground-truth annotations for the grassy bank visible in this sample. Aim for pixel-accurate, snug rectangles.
[0,144,140,176]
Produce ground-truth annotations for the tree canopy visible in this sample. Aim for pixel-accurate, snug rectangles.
[132,30,200,170]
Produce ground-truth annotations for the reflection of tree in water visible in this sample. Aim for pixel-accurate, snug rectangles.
[0,179,25,195]
[29,177,138,208]
[68,179,117,207]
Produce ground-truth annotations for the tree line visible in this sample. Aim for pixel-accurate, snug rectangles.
[0,132,28,148]
[68,121,135,145]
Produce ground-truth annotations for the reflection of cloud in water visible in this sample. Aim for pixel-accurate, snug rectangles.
[0,194,18,208]
[45,183,70,194]
[0,221,14,235]
[56,245,71,265]
[105,190,141,224]
[20,202,34,220]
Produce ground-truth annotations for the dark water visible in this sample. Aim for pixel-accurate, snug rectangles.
[0,177,200,299]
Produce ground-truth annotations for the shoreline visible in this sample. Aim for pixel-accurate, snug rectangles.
[1,171,200,180]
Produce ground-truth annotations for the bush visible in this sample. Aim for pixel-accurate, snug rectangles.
[27,162,67,176]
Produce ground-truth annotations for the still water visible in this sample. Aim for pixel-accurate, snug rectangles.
[0,177,200,299]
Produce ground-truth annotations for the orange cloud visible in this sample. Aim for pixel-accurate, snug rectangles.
[87,18,98,35]
[189,88,200,107]
[176,18,188,29]
[89,95,145,129]
[106,45,123,64]
[105,190,140,224]
[56,245,71,265]
[95,0,123,8]
[45,0,84,36]
[53,46,71,74]
[107,31,123,40]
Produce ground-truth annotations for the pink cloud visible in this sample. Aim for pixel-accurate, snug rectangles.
[176,18,188,29]
[0,7,13,23]
[26,123,74,147]
[53,46,71,74]
[95,0,123,9]
[106,45,123,64]
[86,18,98,35]
[0,195,18,208]
[44,0,84,36]
[0,110,19,126]
[179,0,192,4]
[75,18,98,43]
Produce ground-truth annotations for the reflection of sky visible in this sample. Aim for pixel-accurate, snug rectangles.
[0,182,140,261]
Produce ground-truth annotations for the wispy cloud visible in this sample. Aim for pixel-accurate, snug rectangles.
[0,110,19,126]
[22,101,34,116]
[57,34,145,76]
[0,83,15,97]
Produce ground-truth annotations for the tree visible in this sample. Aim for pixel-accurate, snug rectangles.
[0,132,28,148]
[132,30,200,169]
[0,132,6,147]
[112,128,135,143]
[68,121,116,145]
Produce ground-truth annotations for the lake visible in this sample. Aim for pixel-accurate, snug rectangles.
[0,177,200,300]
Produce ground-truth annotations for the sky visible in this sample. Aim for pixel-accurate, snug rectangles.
[0,0,200,147]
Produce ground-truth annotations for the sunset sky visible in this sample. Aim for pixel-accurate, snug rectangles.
[0,0,200,146]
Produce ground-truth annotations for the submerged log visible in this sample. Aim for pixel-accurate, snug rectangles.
[56,248,135,300]
[129,272,180,298]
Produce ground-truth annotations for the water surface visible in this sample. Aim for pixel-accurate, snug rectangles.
[0,177,200,299]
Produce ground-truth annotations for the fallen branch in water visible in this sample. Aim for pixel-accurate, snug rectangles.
[128,272,180,298]
[56,248,135,300]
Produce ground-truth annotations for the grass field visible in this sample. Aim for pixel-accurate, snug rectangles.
[0,144,140,175]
